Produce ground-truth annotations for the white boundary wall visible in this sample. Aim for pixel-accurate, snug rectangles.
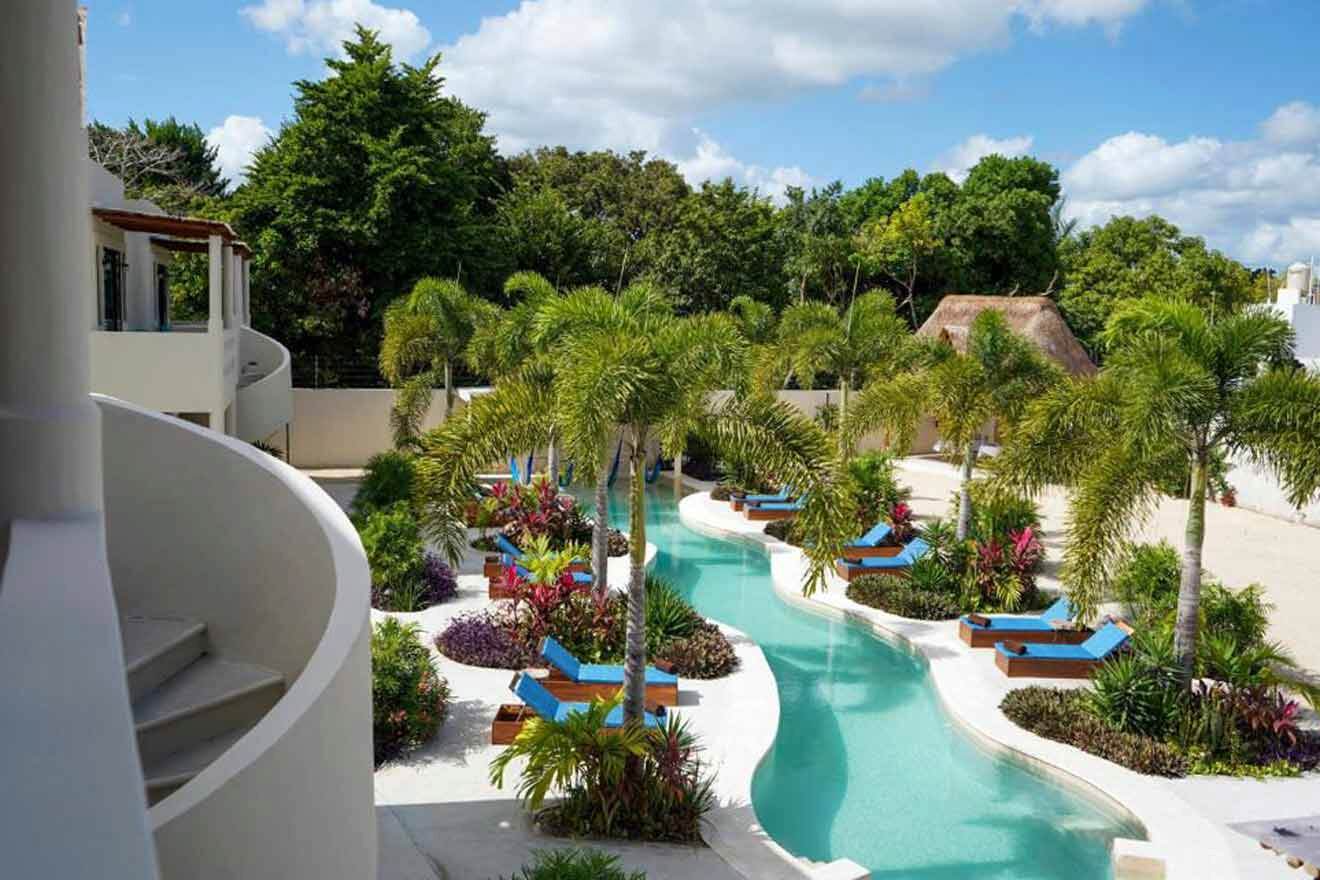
[289,387,938,469]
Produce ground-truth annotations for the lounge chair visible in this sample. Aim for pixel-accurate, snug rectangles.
[835,537,930,582]
[993,620,1133,678]
[731,485,792,511]
[539,636,679,705]
[840,522,899,559]
[491,672,667,744]
[958,597,1091,648]
[745,495,807,521]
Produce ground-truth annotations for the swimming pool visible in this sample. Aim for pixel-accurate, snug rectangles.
[609,486,1132,879]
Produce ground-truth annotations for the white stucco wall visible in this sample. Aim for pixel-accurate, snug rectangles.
[1226,454,1320,527]
[91,328,231,419]
[98,397,375,880]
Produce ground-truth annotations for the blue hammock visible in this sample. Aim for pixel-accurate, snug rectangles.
[606,439,624,488]
[644,457,664,484]
[558,461,575,488]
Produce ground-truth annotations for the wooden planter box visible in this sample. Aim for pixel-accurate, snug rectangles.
[491,704,537,745]
[489,580,517,599]
[482,556,503,579]
[542,671,679,706]
[730,496,745,511]
[959,621,1094,649]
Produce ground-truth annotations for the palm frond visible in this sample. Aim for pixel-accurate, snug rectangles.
[1225,366,1320,507]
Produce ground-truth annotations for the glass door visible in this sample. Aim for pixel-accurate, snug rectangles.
[101,248,125,331]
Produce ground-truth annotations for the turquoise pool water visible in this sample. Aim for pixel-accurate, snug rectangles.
[607,487,1133,879]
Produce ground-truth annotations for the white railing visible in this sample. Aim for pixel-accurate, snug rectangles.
[236,326,293,444]
[98,396,374,880]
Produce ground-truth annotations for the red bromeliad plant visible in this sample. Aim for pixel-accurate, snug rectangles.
[886,502,915,543]
[965,526,1043,612]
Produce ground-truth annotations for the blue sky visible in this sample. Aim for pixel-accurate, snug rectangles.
[86,1,1320,265]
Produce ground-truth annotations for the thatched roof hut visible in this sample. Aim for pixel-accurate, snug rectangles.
[916,295,1096,376]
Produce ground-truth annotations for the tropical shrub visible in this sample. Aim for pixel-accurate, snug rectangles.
[1112,541,1181,627]
[960,480,1041,542]
[960,524,1043,612]
[435,609,535,669]
[501,849,645,880]
[644,579,700,651]
[846,451,909,531]
[1086,650,1182,740]
[485,478,628,556]
[887,501,916,544]
[655,621,739,679]
[490,698,715,843]
[420,554,459,604]
[763,518,800,545]
[1200,583,1271,650]
[372,618,448,765]
[847,572,961,621]
[710,483,738,501]
[1001,687,1187,777]
[352,450,417,516]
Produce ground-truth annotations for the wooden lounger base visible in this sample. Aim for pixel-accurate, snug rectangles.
[746,508,798,521]
[730,497,745,511]
[834,559,909,582]
[994,652,1100,679]
[542,676,679,707]
[959,621,1094,648]
[839,545,904,559]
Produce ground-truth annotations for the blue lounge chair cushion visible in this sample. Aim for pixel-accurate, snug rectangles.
[758,495,807,512]
[962,597,1074,632]
[540,636,678,686]
[993,621,1129,661]
[513,564,593,586]
[495,534,523,559]
[847,522,893,548]
[571,571,594,586]
[745,485,793,503]
[856,537,929,570]
[513,673,665,727]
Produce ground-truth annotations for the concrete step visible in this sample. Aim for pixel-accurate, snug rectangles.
[133,655,284,765]
[142,724,253,806]
[120,615,208,702]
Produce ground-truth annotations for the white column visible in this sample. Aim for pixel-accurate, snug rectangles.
[0,5,159,879]
[207,234,224,332]
[243,257,252,326]
[221,241,234,329]
[0,0,103,531]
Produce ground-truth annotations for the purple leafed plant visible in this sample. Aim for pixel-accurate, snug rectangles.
[421,554,459,603]
[435,611,532,669]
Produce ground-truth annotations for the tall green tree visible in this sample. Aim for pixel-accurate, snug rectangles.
[853,193,941,325]
[946,155,1060,295]
[773,290,910,456]
[232,27,505,364]
[1057,216,1259,356]
[380,278,492,446]
[844,309,1059,539]
[994,298,1320,676]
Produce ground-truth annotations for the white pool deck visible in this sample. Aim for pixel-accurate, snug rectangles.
[321,470,1317,880]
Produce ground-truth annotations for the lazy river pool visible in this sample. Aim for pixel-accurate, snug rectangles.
[608,486,1134,879]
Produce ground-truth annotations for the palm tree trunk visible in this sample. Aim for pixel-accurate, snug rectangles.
[443,359,455,418]
[838,376,851,460]
[546,434,560,484]
[623,428,648,724]
[955,439,980,541]
[592,445,610,602]
[1173,451,1208,679]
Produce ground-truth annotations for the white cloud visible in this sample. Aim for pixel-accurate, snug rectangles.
[1261,100,1320,146]
[675,131,812,205]
[1062,101,1320,264]
[439,0,1149,158]
[206,115,273,188]
[933,133,1034,182]
[241,0,431,61]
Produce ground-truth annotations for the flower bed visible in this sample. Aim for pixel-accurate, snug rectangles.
[472,477,628,556]
[436,574,737,680]
[372,618,449,765]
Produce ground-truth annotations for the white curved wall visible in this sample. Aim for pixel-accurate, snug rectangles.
[237,326,293,444]
[97,396,375,880]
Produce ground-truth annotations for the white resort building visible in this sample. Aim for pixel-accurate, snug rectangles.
[2,4,374,879]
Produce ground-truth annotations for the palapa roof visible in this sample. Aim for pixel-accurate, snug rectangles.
[916,295,1096,376]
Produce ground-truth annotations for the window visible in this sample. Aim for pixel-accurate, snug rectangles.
[101,247,125,331]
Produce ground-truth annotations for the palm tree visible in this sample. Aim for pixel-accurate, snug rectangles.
[417,290,850,723]
[380,277,492,447]
[843,309,1059,541]
[771,290,910,458]
[993,297,1320,677]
